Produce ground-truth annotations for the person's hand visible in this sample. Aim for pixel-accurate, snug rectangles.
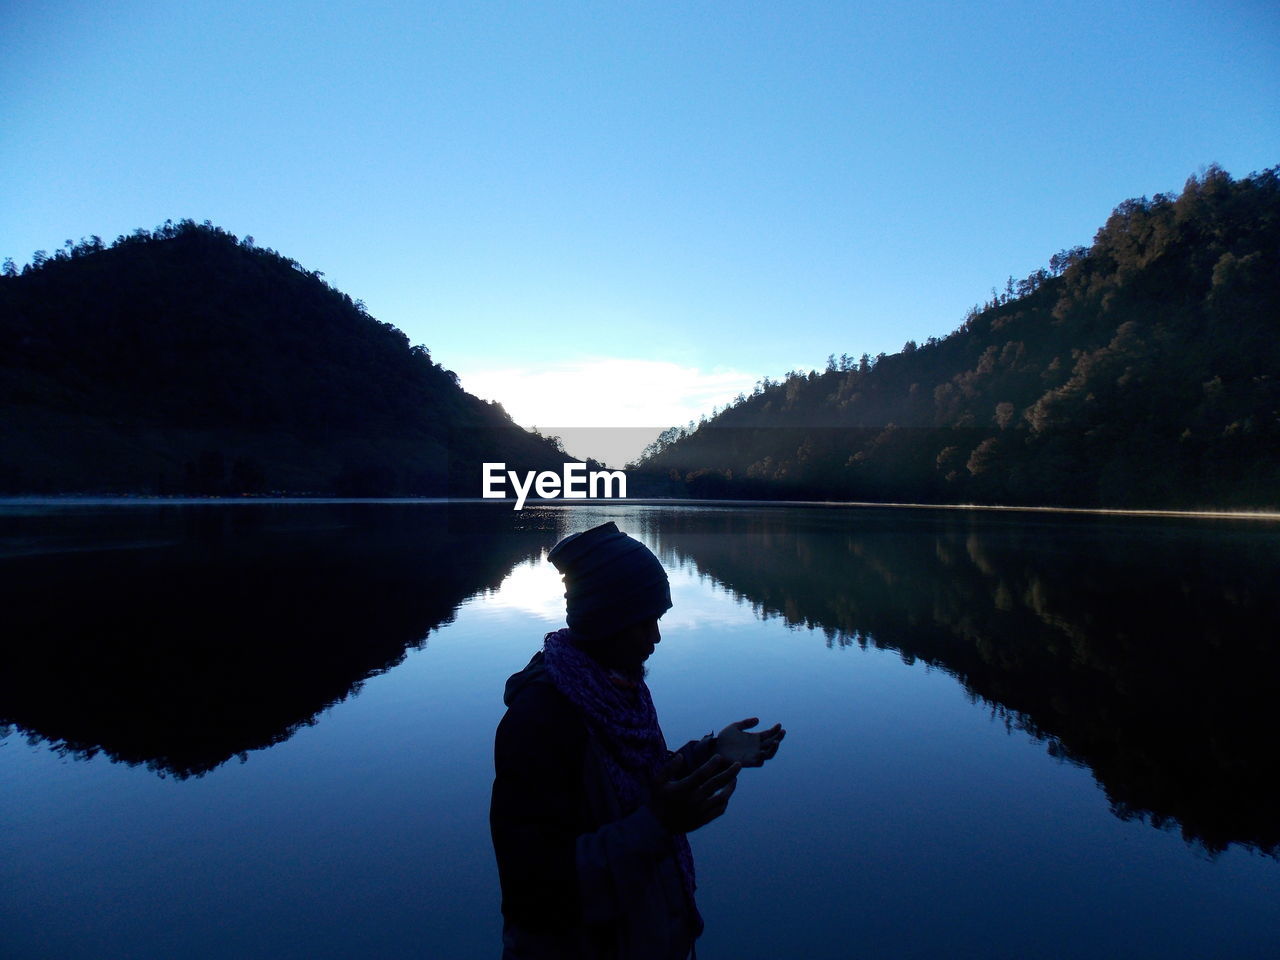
[649,753,740,834]
[714,718,786,767]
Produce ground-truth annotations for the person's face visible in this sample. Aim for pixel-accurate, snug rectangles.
[593,617,661,674]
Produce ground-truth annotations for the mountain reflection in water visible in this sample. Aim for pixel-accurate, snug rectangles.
[2,501,1276,862]
[0,502,556,778]
[637,507,1280,856]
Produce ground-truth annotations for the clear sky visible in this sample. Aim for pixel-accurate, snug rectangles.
[3,0,1277,463]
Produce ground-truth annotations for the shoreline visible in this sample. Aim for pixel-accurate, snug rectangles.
[2,494,1277,522]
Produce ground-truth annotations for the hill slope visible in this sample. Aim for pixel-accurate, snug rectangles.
[633,165,1280,510]
[0,221,564,495]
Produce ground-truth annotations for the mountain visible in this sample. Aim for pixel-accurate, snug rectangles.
[632,165,1280,510]
[0,220,566,496]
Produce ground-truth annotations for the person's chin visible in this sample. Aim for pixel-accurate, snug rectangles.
[623,662,648,681]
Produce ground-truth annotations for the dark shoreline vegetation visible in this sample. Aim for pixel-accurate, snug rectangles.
[628,165,1280,510]
[0,223,575,497]
[2,163,1277,507]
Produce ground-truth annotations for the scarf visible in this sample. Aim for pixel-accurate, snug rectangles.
[541,627,697,908]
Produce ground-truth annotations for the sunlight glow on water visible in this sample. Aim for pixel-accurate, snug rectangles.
[480,554,564,623]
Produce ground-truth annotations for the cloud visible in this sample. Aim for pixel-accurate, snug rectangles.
[455,357,762,466]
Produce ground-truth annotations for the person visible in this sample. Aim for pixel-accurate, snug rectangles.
[490,521,785,959]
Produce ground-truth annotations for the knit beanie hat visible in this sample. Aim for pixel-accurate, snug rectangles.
[547,521,672,639]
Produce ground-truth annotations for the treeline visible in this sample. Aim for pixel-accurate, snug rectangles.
[0,219,565,495]
[634,165,1280,509]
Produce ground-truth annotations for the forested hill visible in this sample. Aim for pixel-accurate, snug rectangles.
[0,221,566,495]
[634,165,1280,510]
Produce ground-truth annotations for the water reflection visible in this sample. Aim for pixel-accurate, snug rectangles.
[4,500,1277,862]
[0,502,555,778]
[646,507,1280,857]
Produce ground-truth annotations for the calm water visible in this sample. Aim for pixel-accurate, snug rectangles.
[2,501,1278,959]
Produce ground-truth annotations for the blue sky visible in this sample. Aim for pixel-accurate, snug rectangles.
[3,0,1277,463]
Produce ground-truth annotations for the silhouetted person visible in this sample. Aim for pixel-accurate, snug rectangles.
[490,521,785,958]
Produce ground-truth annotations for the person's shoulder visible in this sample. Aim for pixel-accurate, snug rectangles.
[496,675,588,773]
[502,675,580,732]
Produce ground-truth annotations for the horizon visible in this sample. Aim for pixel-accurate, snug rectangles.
[5,494,1280,523]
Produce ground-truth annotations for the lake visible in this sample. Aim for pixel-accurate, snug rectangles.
[2,500,1278,959]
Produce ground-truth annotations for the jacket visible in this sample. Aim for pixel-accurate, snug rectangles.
[491,652,715,959]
